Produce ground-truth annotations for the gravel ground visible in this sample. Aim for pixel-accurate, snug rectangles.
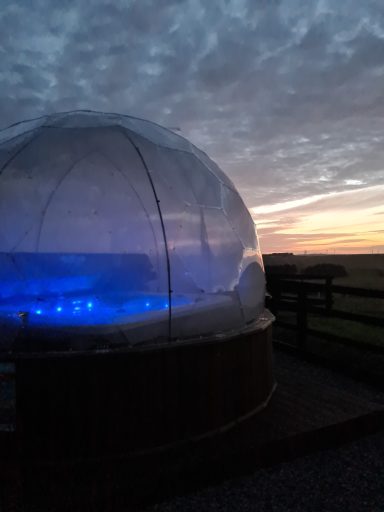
[145,430,384,512]
[274,349,384,405]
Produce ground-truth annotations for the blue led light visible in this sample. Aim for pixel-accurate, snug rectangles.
[0,291,191,328]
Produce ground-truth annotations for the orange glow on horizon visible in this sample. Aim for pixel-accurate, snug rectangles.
[251,185,384,254]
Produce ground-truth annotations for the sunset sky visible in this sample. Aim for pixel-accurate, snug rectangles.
[1,0,384,254]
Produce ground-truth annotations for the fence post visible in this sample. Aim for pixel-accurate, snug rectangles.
[266,277,281,316]
[325,277,333,313]
[297,281,307,351]
[272,283,281,316]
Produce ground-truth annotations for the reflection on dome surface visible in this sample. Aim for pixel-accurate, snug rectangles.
[0,111,265,350]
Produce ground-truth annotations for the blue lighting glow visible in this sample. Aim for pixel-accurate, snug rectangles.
[0,253,195,330]
[0,292,191,329]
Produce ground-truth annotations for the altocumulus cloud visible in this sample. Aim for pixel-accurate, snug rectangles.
[1,0,384,218]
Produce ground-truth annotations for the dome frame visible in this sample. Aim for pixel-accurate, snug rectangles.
[0,110,265,352]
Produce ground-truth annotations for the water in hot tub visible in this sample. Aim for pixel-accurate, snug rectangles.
[0,252,193,329]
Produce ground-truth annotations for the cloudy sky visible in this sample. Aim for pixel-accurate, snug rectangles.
[1,0,384,253]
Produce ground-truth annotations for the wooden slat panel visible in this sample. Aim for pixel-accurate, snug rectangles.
[14,325,275,462]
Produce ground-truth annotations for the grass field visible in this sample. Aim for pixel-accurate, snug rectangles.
[263,253,384,350]
[263,253,384,290]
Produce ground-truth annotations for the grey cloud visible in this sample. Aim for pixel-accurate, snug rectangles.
[1,0,384,212]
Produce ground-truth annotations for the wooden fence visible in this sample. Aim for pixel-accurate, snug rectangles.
[266,274,384,353]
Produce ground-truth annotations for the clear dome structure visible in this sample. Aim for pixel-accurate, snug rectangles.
[0,111,265,350]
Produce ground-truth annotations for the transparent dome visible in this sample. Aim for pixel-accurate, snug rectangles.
[0,111,265,351]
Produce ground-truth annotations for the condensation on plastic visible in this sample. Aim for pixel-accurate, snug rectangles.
[0,111,265,352]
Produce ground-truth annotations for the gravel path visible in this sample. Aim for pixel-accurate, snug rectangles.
[273,349,384,405]
[145,430,384,512]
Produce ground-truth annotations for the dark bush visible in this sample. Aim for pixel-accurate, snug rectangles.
[265,264,297,275]
[303,263,348,277]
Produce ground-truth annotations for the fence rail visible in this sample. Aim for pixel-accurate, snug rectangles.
[266,274,384,353]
